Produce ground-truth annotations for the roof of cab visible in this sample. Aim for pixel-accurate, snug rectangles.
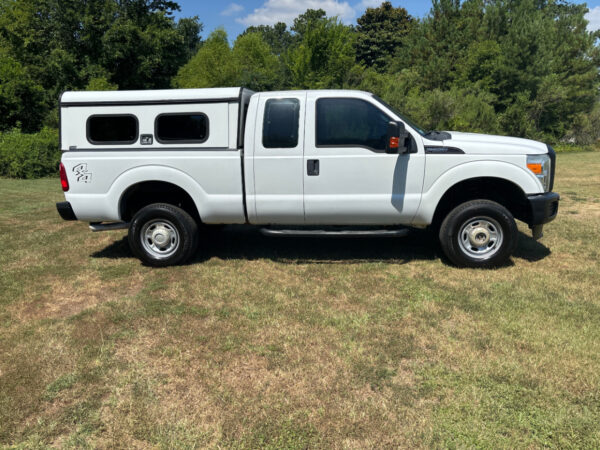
[60,87,248,106]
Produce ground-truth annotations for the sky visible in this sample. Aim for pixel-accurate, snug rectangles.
[173,0,600,40]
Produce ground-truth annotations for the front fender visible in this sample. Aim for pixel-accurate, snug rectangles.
[413,159,543,226]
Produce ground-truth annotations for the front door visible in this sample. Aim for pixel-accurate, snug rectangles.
[251,93,306,224]
[303,94,425,225]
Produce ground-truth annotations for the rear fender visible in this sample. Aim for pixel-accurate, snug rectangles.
[66,165,208,222]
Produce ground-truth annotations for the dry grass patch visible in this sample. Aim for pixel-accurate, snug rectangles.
[10,272,144,321]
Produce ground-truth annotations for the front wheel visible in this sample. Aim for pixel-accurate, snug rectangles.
[128,203,199,267]
[439,200,518,268]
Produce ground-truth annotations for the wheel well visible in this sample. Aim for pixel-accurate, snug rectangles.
[119,181,201,223]
[432,177,529,228]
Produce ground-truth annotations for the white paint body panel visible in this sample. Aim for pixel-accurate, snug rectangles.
[301,91,425,225]
[414,156,543,226]
[410,132,547,226]
[61,87,241,104]
[249,92,307,224]
[60,88,246,223]
[62,151,246,222]
[440,131,548,155]
[59,88,548,228]
[61,103,230,150]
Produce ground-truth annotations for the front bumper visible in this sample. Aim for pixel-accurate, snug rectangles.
[56,201,77,221]
[527,192,560,226]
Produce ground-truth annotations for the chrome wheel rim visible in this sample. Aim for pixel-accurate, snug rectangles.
[457,216,503,260]
[140,219,180,259]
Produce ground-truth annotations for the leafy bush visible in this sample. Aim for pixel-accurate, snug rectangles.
[400,87,500,134]
[563,104,600,147]
[0,128,59,178]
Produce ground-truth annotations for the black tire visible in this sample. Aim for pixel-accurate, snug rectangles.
[128,203,199,267]
[439,200,518,268]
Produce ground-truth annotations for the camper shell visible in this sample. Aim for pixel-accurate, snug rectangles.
[60,87,254,151]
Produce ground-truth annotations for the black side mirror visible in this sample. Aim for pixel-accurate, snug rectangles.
[386,121,409,154]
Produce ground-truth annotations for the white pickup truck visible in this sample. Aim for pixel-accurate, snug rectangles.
[56,87,559,268]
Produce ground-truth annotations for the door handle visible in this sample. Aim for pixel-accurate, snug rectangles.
[307,159,319,176]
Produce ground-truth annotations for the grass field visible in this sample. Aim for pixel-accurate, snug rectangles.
[1,151,599,448]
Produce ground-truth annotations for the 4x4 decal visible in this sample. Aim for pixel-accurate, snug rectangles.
[73,163,92,183]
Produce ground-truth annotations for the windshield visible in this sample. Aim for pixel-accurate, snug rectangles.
[372,95,427,136]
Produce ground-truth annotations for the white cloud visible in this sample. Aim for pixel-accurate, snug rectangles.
[358,0,381,8]
[585,6,600,31]
[237,0,355,26]
[221,3,244,17]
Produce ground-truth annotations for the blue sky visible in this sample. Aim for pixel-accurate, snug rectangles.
[173,0,600,40]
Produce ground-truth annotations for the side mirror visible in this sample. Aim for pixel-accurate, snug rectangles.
[386,121,409,154]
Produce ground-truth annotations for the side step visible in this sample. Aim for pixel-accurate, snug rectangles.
[260,227,410,238]
[89,222,130,232]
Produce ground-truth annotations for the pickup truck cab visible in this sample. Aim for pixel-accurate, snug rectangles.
[56,87,559,267]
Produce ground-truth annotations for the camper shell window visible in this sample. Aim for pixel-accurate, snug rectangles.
[86,115,139,145]
[155,113,209,144]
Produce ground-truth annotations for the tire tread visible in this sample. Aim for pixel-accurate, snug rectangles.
[128,203,199,267]
[439,199,518,268]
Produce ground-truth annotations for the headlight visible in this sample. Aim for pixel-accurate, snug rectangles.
[527,154,551,192]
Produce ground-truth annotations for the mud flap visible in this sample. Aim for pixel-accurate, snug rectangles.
[531,225,544,240]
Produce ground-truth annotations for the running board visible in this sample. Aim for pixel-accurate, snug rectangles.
[89,222,130,232]
[260,228,410,238]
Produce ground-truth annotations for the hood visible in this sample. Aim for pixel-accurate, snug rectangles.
[426,131,548,155]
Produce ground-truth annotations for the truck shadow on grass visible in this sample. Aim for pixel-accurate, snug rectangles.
[513,232,552,262]
[91,226,551,266]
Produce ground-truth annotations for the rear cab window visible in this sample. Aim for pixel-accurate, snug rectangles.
[262,98,300,148]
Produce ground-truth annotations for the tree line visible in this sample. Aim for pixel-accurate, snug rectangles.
[0,0,598,177]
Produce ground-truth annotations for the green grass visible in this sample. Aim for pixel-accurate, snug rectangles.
[1,152,599,448]
[553,143,598,153]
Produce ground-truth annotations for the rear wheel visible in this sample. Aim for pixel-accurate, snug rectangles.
[128,203,198,267]
[439,200,518,268]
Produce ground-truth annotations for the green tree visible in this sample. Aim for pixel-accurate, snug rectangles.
[100,13,201,89]
[392,0,486,90]
[174,29,279,91]
[242,22,293,56]
[0,0,201,131]
[388,0,599,142]
[173,28,236,88]
[488,0,599,140]
[356,2,414,72]
[287,12,356,89]
[85,76,119,92]
[1,0,598,148]
[232,32,280,91]
[0,45,45,132]
[291,9,328,38]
